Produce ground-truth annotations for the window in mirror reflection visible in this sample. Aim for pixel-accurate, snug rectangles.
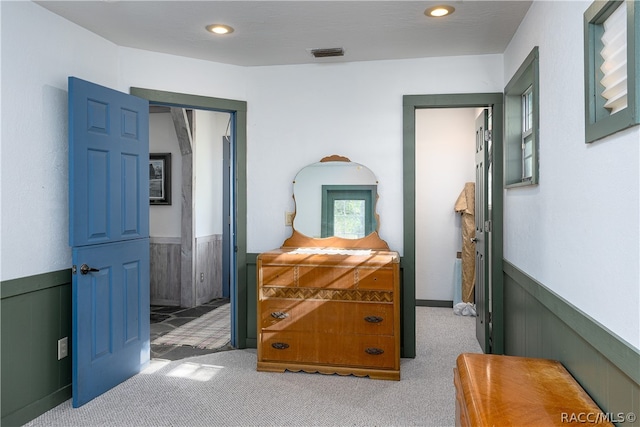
[333,200,366,238]
[321,185,376,238]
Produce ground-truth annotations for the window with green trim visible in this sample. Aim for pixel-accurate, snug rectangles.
[522,86,534,180]
[321,185,376,238]
[505,47,539,187]
[584,0,639,143]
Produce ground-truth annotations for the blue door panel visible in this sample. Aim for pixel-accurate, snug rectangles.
[69,77,149,407]
[69,78,149,247]
[86,149,110,241]
[123,261,142,344]
[72,238,150,407]
[91,269,111,360]
[121,153,142,236]
[87,99,110,134]
[121,108,140,139]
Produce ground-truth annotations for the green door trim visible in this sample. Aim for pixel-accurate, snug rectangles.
[403,93,505,356]
[130,87,248,349]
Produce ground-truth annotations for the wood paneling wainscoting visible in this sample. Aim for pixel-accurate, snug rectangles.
[150,237,181,306]
[503,261,639,425]
[195,234,223,305]
[150,235,224,307]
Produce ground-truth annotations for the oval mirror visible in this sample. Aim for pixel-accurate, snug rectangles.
[292,155,379,239]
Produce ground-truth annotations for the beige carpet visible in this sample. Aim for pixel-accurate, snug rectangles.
[152,303,230,350]
[25,307,482,427]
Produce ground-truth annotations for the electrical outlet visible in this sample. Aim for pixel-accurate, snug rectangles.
[200,273,204,282]
[57,337,68,360]
[285,211,294,226]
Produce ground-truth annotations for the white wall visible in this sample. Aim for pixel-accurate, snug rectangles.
[4,0,635,352]
[149,112,182,238]
[149,109,228,239]
[1,2,504,280]
[0,3,250,281]
[503,1,639,349]
[194,110,228,238]
[246,55,504,254]
[415,108,478,301]
[117,47,248,104]
[0,1,4,278]
[0,1,120,280]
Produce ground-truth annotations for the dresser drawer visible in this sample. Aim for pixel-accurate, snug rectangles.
[261,265,296,286]
[261,264,394,290]
[356,267,394,290]
[260,331,397,369]
[261,265,367,289]
[297,266,354,289]
[260,299,394,335]
[257,249,400,380]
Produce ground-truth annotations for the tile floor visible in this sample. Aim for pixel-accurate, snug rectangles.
[150,298,232,361]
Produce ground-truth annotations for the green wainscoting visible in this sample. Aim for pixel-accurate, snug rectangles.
[1,270,73,427]
[245,253,258,348]
[503,261,639,425]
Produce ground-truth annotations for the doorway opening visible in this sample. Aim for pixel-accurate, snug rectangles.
[402,93,504,357]
[147,107,232,360]
[131,87,249,356]
[414,107,486,309]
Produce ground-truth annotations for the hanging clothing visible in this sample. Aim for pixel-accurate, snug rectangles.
[454,182,476,304]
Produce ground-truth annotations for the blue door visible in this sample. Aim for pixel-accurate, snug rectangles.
[68,77,150,407]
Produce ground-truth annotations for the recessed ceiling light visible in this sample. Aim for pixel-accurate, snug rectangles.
[206,24,234,35]
[424,5,455,18]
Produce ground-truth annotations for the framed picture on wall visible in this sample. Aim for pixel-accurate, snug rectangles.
[149,153,171,205]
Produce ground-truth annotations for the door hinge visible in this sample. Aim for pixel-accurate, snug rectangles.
[484,129,492,142]
[485,220,492,232]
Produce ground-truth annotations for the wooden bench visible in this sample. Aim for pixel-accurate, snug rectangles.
[453,353,614,426]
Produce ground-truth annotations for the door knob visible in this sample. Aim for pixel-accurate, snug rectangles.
[80,264,100,275]
[470,237,478,243]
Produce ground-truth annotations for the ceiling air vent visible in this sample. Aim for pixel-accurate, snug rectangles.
[310,47,345,58]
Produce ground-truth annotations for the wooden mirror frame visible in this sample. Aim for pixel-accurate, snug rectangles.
[282,155,390,250]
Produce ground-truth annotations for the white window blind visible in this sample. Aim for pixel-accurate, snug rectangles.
[600,3,627,114]
[521,86,533,181]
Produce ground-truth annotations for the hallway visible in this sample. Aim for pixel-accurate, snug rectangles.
[150,298,232,360]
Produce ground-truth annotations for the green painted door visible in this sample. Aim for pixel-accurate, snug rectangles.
[474,109,490,352]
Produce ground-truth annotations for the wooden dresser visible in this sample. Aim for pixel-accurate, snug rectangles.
[454,353,614,427]
[256,248,400,380]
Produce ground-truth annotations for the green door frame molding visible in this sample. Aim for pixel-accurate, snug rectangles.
[130,87,248,349]
[403,93,505,355]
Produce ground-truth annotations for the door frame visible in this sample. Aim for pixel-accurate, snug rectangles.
[402,93,504,356]
[130,87,248,349]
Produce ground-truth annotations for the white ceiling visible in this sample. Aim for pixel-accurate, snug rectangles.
[35,0,532,67]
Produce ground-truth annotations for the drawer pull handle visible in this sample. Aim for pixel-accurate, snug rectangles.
[271,311,289,319]
[365,347,384,355]
[272,342,290,350]
[364,315,383,323]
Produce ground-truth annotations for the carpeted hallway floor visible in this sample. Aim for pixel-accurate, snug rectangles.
[25,306,481,427]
